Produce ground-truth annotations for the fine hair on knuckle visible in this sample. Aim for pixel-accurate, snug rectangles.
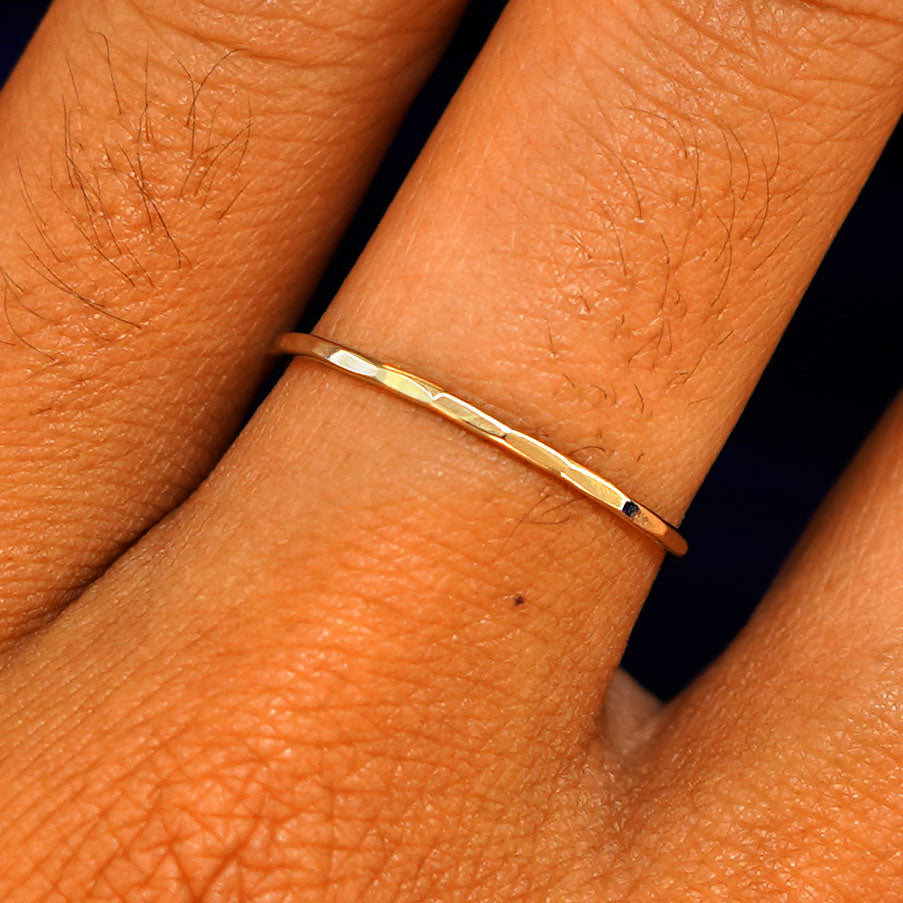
[3,33,254,357]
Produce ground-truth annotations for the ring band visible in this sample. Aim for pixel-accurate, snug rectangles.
[275,333,688,557]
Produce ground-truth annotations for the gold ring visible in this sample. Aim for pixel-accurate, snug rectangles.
[275,332,688,557]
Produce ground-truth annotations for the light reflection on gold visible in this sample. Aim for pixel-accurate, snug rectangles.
[276,332,688,557]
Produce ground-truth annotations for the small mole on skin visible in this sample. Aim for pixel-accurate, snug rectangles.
[513,595,526,607]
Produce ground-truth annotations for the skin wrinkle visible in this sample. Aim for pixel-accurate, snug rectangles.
[8,666,560,899]
[125,0,455,79]
[0,0,897,897]
[497,14,790,407]
[606,425,903,898]
[2,37,252,358]
[533,105,775,390]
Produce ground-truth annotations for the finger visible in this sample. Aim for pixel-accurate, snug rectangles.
[0,0,467,635]
[617,394,903,899]
[1,1,901,896]
[139,0,902,735]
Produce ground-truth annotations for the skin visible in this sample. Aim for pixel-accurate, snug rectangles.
[0,0,901,899]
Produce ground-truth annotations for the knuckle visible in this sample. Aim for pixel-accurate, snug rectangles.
[2,0,458,361]
[4,38,254,359]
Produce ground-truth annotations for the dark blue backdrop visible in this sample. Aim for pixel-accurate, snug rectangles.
[2,1,900,698]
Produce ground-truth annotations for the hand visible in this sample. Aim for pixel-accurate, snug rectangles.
[0,0,901,899]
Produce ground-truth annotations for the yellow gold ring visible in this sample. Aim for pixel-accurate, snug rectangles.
[275,332,687,557]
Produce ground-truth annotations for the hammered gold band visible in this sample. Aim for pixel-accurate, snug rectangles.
[275,333,688,557]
